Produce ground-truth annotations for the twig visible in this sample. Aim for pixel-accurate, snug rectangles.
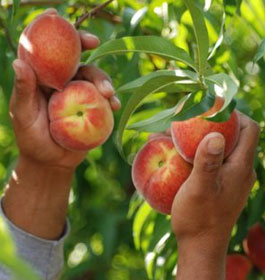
[0,17,17,55]
[74,0,114,29]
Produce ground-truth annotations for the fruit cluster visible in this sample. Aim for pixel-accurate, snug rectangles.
[226,222,265,279]
[18,12,114,151]
[132,96,240,214]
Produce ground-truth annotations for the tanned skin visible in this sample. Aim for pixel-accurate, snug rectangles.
[2,8,260,280]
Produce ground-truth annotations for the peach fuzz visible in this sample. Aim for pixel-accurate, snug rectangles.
[243,223,265,273]
[132,137,192,214]
[18,13,81,91]
[48,81,114,151]
[225,254,252,280]
[171,96,240,163]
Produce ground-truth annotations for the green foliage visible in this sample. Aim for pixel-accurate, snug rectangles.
[0,0,265,279]
[0,217,40,280]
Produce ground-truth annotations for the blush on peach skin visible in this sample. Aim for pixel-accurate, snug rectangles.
[18,13,81,91]
[48,81,114,151]
[171,96,240,163]
[132,137,192,214]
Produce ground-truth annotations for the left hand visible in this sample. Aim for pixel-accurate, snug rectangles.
[10,8,121,170]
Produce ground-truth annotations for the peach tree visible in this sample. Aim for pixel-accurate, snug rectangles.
[85,0,265,279]
[0,0,264,279]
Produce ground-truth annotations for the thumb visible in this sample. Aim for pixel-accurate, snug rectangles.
[11,59,39,125]
[190,132,225,188]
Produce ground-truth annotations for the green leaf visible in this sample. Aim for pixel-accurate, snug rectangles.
[128,91,216,133]
[223,0,243,15]
[171,91,215,121]
[127,94,189,132]
[208,12,226,60]
[12,0,21,18]
[127,191,144,219]
[184,0,209,75]
[87,36,196,70]
[0,217,40,280]
[128,7,148,34]
[133,202,153,250]
[117,69,198,94]
[115,75,187,159]
[253,38,265,63]
[247,188,265,227]
[205,73,238,121]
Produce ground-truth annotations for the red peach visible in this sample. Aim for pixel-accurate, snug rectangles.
[243,223,265,273]
[48,81,114,151]
[171,96,240,163]
[132,137,192,214]
[226,254,252,280]
[18,12,81,91]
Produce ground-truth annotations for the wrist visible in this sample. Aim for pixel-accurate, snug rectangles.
[176,235,229,280]
[2,154,75,239]
[19,154,76,173]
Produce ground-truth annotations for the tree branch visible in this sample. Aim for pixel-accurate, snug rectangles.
[74,0,114,29]
[0,17,17,56]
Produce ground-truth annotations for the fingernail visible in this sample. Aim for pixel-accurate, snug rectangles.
[100,80,114,95]
[12,60,24,80]
[207,136,225,155]
[110,96,121,111]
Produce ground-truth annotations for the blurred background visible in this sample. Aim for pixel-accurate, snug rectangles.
[0,0,264,279]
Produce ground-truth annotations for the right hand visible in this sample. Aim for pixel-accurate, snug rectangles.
[10,9,120,170]
[171,113,260,249]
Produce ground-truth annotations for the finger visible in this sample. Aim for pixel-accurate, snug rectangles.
[79,31,100,51]
[190,132,225,191]
[225,113,260,166]
[79,65,115,98]
[110,96,121,111]
[11,59,40,126]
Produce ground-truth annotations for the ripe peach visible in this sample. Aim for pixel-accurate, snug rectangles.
[132,137,192,214]
[225,254,252,280]
[18,12,81,91]
[171,96,240,163]
[48,81,114,151]
[243,223,265,273]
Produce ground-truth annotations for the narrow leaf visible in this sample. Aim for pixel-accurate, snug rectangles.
[171,91,215,121]
[117,69,198,94]
[184,0,209,75]
[133,202,152,250]
[205,73,238,121]
[115,75,187,158]
[12,0,20,18]
[87,36,196,70]
[127,91,216,133]
[208,12,226,60]
[127,94,189,132]
[253,38,265,63]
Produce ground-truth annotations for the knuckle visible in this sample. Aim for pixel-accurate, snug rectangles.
[201,159,222,173]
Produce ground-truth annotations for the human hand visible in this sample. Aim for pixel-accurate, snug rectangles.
[171,113,259,279]
[10,8,121,170]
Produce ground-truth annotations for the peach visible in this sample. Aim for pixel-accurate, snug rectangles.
[243,223,265,273]
[18,12,81,91]
[225,254,252,280]
[48,81,114,151]
[132,137,192,214]
[171,96,240,163]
